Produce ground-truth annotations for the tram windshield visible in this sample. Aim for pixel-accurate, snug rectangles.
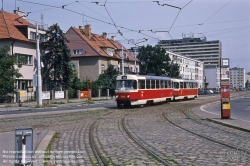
[173,82,179,89]
[116,80,137,90]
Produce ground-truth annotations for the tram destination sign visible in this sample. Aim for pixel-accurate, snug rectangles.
[121,76,127,79]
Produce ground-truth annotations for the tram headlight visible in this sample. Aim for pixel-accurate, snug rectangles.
[127,95,130,98]
[116,95,118,98]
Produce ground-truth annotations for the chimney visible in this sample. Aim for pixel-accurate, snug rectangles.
[84,24,91,38]
[111,36,116,41]
[102,32,107,39]
[13,7,26,19]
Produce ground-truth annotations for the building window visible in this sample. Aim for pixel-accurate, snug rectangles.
[101,64,105,73]
[123,53,127,58]
[124,67,129,73]
[73,49,83,54]
[30,32,36,40]
[108,50,113,56]
[17,54,33,65]
[40,34,47,42]
[17,80,33,90]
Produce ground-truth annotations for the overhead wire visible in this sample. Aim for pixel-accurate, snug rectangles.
[76,1,111,21]
[17,0,160,41]
[78,0,175,4]
[199,0,233,25]
[223,44,250,53]
[97,0,129,41]
[28,8,54,13]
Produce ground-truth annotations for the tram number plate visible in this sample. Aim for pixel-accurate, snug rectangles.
[120,96,125,98]
[121,76,127,79]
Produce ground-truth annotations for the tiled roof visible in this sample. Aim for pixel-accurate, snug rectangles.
[0,10,33,41]
[109,39,138,62]
[72,27,121,59]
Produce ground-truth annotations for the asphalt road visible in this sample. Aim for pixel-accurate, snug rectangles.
[205,94,250,121]
[0,103,116,116]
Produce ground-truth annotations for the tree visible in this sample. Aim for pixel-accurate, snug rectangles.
[137,45,173,76]
[42,23,72,90]
[167,61,180,78]
[96,65,119,96]
[0,46,25,102]
[246,80,249,89]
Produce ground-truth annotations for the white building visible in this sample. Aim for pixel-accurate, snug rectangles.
[230,67,246,89]
[0,10,46,101]
[166,51,204,89]
[204,67,220,90]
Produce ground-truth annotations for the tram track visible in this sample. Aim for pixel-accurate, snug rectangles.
[182,109,250,139]
[162,111,250,158]
[121,117,172,166]
[89,121,105,166]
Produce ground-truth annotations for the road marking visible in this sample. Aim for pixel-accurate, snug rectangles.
[200,105,250,123]
[200,105,220,115]
[244,106,250,110]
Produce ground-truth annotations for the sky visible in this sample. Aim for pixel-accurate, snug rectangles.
[2,0,250,72]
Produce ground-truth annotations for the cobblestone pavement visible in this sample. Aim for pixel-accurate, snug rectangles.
[0,92,250,166]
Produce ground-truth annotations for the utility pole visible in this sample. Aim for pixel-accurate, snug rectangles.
[134,46,137,73]
[2,0,3,10]
[36,24,42,106]
[122,46,124,75]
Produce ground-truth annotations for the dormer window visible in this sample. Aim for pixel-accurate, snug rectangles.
[73,49,83,54]
[108,50,113,56]
[123,53,127,58]
[30,32,36,40]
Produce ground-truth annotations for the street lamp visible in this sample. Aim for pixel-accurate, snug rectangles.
[128,38,148,74]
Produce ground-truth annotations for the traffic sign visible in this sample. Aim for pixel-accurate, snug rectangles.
[15,128,33,166]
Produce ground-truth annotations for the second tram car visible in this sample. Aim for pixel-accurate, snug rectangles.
[172,78,198,101]
[115,75,173,108]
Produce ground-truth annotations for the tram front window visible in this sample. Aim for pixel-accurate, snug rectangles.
[173,82,179,89]
[116,80,137,90]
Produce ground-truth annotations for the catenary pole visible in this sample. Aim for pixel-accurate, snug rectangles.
[122,46,124,75]
[36,24,42,106]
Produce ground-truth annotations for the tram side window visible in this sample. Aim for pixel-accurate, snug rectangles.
[184,82,187,89]
[166,80,170,88]
[156,80,160,89]
[160,80,164,89]
[164,81,168,88]
[151,80,155,89]
[180,82,184,88]
[146,80,150,89]
[138,80,145,89]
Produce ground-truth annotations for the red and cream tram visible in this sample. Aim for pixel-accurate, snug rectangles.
[115,74,173,107]
[172,78,198,101]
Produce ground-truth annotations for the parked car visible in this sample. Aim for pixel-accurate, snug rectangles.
[213,90,220,94]
[198,90,205,95]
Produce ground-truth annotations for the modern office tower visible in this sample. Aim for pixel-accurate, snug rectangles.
[157,36,222,67]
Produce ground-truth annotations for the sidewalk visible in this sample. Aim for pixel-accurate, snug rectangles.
[192,105,250,131]
[0,97,116,112]
[0,130,50,166]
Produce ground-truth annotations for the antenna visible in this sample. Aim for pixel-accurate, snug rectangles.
[2,0,3,10]
[82,12,84,27]
[40,13,44,30]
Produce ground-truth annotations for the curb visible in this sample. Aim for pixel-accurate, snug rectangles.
[198,93,250,132]
[34,131,55,166]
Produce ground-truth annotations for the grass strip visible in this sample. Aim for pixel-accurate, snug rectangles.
[43,132,61,166]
